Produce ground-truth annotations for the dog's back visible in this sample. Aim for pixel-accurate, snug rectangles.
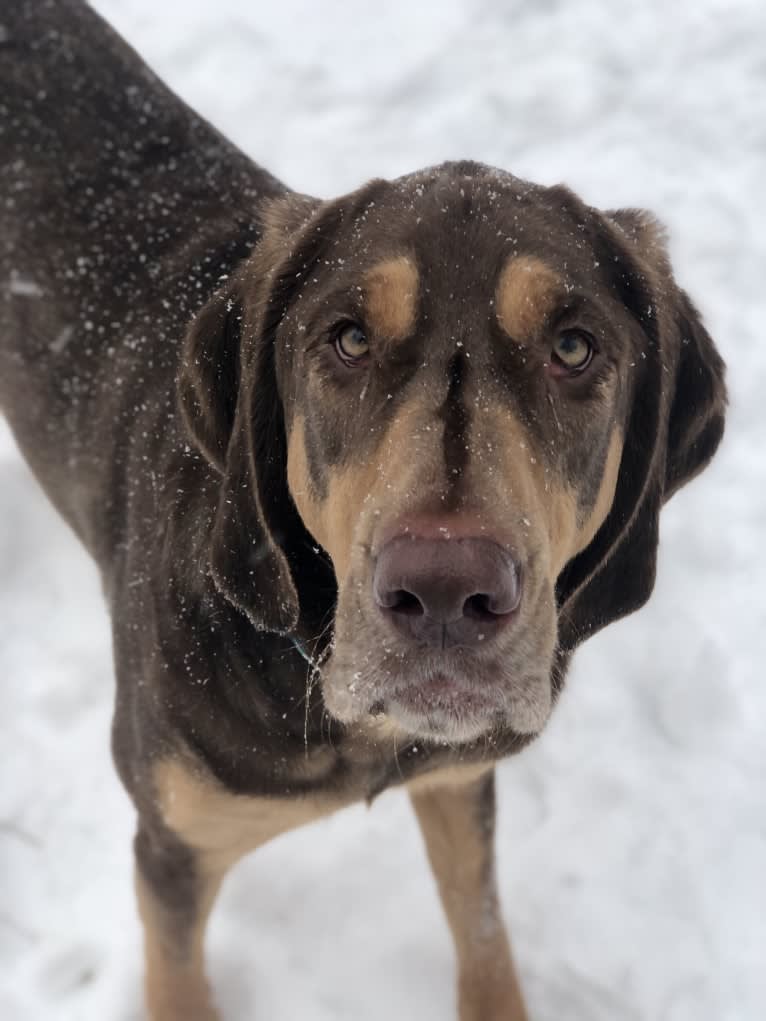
[0,0,282,561]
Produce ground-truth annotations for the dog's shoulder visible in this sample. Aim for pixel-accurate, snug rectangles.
[0,1,284,559]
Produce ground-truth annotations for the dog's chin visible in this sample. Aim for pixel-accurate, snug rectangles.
[379,698,499,745]
[322,663,553,747]
[380,674,506,744]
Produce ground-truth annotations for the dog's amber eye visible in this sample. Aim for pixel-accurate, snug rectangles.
[334,323,369,365]
[551,329,593,372]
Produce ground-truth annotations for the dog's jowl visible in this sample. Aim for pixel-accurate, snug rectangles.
[0,4,726,1020]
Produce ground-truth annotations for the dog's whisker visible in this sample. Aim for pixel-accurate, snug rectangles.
[392,730,403,780]
[303,664,321,757]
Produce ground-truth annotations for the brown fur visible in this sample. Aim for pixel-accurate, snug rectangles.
[136,868,221,1021]
[153,757,344,864]
[410,775,528,1021]
[0,7,727,1020]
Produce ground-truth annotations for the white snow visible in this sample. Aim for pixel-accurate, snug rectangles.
[1,1,764,1019]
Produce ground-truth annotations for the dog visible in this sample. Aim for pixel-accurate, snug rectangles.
[0,2,727,1019]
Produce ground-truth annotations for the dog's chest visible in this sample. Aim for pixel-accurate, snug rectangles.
[152,735,490,866]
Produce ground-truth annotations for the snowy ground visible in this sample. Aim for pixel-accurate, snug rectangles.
[1,1,764,1019]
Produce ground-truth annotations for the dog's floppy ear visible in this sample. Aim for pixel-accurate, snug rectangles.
[663,288,727,499]
[179,268,297,631]
[556,208,727,650]
[177,196,323,632]
[180,186,383,632]
[605,208,727,501]
[178,279,242,474]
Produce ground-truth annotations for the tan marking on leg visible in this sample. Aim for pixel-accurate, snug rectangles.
[410,772,528,1021]
[495,255,561,341]
[136,753,350,1020]
[363,255,419,341]
[136,866,222,1021]
[406,760,495,796]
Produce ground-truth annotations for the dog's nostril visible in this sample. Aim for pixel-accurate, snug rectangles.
[389,590,424,616]
[462,593,498,621]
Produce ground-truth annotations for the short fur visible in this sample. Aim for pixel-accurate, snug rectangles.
[0,4,726,1020]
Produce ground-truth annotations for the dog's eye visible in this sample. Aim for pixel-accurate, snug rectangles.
[334,323,369,365]
[551,329,593,372]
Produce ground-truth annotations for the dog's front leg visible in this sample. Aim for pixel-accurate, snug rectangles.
[134,823,226,1021]
[410,770,528,1021]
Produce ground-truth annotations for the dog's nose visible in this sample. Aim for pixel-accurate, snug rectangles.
[373,536,521,648]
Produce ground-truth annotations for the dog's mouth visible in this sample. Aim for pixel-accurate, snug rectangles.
[320,646,553,745]
[378,672,509,743]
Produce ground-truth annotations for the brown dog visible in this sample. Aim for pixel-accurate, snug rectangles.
[0,3,726,1019]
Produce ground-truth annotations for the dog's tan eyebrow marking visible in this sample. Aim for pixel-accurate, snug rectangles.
[495,255,561,340]
[363,255,419,341]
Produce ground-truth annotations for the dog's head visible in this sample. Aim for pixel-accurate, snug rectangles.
[179,162,725,746]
